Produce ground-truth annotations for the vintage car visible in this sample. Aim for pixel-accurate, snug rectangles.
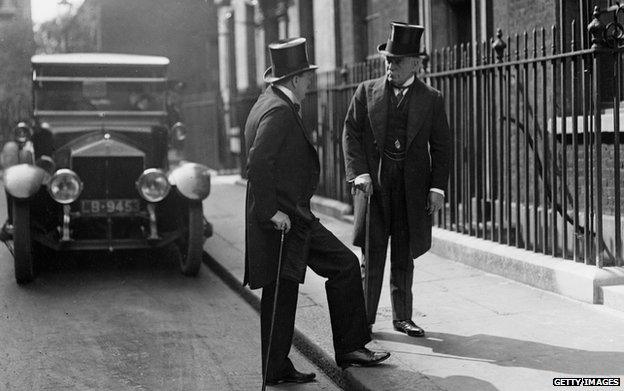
[1,53,211,284]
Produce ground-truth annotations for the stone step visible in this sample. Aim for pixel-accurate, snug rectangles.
[602,285,624,312]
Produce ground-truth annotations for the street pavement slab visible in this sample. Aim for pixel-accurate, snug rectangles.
[204,175,624,391]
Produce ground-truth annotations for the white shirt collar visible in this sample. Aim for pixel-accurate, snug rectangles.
[392,75,415,95]
[273,84,300,108]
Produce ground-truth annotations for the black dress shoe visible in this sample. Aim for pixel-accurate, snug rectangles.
[265,368,316,385]
[335,347,390,369]
[393,319,425,337]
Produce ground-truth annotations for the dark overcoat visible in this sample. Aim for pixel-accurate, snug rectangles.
[244,86,320,289]
[342,76,451,259]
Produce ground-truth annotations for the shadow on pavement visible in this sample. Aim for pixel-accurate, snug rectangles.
[375,331,624,375]
[348,365,499,391]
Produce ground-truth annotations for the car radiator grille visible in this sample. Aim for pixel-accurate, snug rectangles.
[72,156,144,200]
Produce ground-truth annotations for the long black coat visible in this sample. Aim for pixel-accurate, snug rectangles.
[342,76,451,259]
[244,87,320,289]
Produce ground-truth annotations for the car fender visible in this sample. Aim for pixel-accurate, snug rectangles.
[3,164,47,199]
[167,162,211,201]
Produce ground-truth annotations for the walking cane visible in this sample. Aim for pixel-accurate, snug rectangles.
[365,191,371,274]
[262,227,286,391]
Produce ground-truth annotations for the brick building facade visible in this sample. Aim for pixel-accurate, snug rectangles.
[216,0,621,262]
[219,0,595,93]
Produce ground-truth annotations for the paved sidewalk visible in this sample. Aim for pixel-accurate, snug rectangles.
[202,175,624,391]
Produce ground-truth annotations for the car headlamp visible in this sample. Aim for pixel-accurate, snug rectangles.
[136,168,171,202]
[48,169,83,204]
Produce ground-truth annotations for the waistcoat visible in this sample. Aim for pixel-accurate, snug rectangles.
[384,85,412,161]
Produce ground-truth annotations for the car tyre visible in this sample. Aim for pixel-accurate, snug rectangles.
[177,200,204,276]
[12,199,35,284]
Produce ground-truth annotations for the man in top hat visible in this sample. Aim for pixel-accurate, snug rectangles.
[342,22,451,337]
[244,37,390,385]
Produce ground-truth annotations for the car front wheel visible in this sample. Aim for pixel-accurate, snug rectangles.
[12,199,34,284]
[177,200,204,276]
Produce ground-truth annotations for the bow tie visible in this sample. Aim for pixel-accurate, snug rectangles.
[293,103,301,114]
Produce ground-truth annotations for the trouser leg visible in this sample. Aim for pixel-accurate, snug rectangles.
[389,231,413,321]
[260,278,298,379]
[307,221,370,355]
[383,158,414,321]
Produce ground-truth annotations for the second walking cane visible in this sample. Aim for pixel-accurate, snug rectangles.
[365,191,371,286]
[261,227,286,391]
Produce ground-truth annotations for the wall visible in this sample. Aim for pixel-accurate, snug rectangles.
[491,0,556,43]
[365,0,408,57]
[0,0,34,141]
[338,0,367,64]
[429,0,471,51]
[98,0,219,94]
[312,0,337,71]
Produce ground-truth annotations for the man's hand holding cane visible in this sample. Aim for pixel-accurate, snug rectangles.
[353,173,373,196]
[270,211,291,233]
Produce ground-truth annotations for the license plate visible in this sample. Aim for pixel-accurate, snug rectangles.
[81,199,141,215]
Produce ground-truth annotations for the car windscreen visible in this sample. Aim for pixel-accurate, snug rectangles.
[34,81,166,112]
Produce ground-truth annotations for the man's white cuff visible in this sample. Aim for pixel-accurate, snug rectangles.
[430,188,445,197]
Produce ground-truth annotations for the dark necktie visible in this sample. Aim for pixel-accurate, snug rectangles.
[392,84,410,150]
[393,84,410,107]
[293,103,301,114]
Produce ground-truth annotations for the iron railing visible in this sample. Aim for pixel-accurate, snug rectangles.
[423,6,622,267]
[301,57,386,203]
[235,5,623,267]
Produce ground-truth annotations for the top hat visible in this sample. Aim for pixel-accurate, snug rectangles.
[263,37,318,83]
[377,22,425,57]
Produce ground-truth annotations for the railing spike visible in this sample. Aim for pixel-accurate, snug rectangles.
[460,43,465,68]
[492,28,507,62]
[552,25,557,54]
[481,41,487,65]
[588,5,605,49]
[571,19,576,51]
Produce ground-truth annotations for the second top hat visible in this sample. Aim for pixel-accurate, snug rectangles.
[264,37,318,83]
[378,22,425,57]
